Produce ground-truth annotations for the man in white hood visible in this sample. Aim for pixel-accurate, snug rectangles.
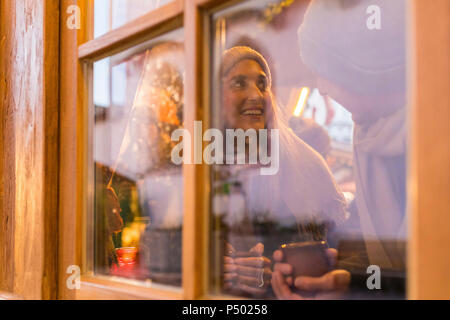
[272,0,407,299]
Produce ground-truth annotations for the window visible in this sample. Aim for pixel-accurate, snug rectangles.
[91,30,184,289]
[209,0,408,299]
[56,0,450,301]
[94,0,175,38]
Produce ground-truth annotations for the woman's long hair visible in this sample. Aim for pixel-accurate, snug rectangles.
[265,89,347,226]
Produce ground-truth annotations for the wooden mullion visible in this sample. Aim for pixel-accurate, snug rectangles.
[183,0,208,300]
[182,0,244,300]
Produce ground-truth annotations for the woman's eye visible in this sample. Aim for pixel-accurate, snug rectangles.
[257,79,267,92]
[231,78,246,89]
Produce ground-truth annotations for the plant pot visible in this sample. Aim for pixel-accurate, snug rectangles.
[146,228,182,286]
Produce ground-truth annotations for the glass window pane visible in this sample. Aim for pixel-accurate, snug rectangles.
[91,29,184,288]
[209,0,408,300]
[94,0,175,38]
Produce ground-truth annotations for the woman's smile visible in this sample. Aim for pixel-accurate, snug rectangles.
[240,101,265,123]
[241,106,264,116]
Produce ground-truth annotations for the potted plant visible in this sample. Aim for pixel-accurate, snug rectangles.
[139,169,183,286]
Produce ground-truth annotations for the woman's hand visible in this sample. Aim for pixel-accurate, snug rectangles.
[224,242,272,297]
[271,248,350,300]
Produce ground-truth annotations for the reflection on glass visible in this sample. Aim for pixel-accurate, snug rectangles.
[210,0,407,300]
[93,30,184,287]
[94,0,174,38]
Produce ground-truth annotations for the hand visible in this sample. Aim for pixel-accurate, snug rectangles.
[271,248,350,300]
[224,242,272,297]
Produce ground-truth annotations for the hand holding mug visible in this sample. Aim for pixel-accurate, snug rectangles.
[271,245,350,300]
[224,242,272,297]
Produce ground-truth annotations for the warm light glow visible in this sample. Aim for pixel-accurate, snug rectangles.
[293,87,310,117]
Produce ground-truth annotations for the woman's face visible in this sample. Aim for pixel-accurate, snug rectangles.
[221,59,271,131]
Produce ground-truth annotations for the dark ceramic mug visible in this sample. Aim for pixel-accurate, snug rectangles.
[280,241,330,279]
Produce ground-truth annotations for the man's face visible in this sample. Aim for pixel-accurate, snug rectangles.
[221,59,271,131]
[316,76,405,124]
[316,77,365,119]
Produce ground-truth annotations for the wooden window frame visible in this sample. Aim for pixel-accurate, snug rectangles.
[57,0,450,300]
[0,0,60,300]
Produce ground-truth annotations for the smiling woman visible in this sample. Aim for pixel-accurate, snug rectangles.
[0,0,448,302]
[220,47,272,132]
[210,43,348,299]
